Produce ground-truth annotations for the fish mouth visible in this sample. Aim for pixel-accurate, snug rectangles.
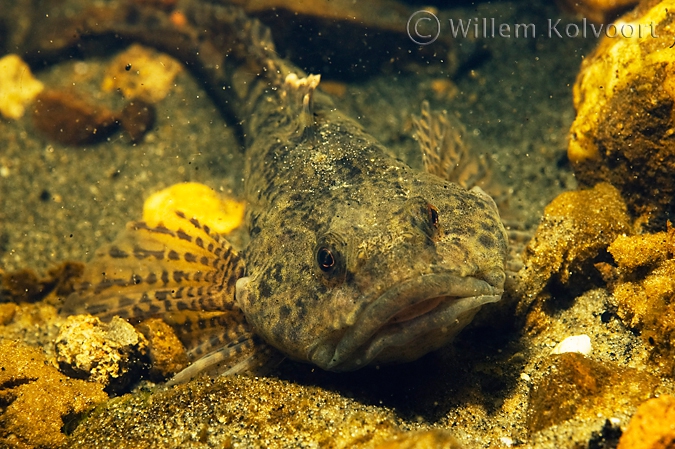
[309,272,504,371]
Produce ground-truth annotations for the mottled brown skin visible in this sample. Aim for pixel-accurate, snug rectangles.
[234,68,508,370]
[60,3,508,377]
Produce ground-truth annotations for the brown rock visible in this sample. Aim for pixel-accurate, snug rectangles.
[556,0,638,24]
[231,0,411,32]
[228,0,450,78]
[618,395,675,449]
[32,90,119,146]
[0,261,83,304]
[119,99,156,143]
[0,339,107,448]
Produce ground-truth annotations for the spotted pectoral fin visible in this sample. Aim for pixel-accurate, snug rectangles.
[161,310,283,386]
[62,210,245,322]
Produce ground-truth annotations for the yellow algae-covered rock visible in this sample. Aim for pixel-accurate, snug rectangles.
[618,395,675,449]
[0,339,107,448]
[527,352,657,432]
[608,232,672,270]
[0,54,44,119]
[102,43,182,103]
[518,183,631,299]
[607,231,675,374]
[143,182,245,235]
[568,0,675,227]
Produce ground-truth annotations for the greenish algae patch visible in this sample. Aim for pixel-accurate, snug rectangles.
[66,375,410,449]
[0,340,107,449]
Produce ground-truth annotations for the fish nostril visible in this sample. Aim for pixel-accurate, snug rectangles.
[481,268,506,290]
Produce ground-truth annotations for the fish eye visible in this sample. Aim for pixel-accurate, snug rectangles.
[314,233,347,286]
[317,247,335,272]
[427,203,439,229]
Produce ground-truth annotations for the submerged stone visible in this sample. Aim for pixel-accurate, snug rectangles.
[136,317,188,380]
[55,315,149,393]
[527,353,656,433]
[518,183,630,300]
[101,44,183,103]
[0,54,44,119]
[568,0,675,229]
[618,395,675,449]
[607,230,675,375]
[32,90,119,146]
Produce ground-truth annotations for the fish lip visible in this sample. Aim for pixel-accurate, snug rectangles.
[309,272,503,371]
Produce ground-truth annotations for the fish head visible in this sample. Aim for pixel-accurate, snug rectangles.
[236,169,507,371]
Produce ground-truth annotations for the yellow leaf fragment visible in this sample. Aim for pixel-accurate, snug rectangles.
[143,182,245,235]
[0,54,44,119]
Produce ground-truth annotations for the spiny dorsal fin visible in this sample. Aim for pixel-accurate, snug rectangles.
[63,210,245,322]
[284,73,321,139]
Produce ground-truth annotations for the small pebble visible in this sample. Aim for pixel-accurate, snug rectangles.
[551,334,592,356]
[55,315,148,393]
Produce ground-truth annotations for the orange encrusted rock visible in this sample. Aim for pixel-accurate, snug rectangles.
[618,395,675,449]
[0,340,107,448]
[136,317,189,379]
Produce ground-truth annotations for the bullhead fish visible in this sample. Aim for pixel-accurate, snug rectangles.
[63,4,508,384]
